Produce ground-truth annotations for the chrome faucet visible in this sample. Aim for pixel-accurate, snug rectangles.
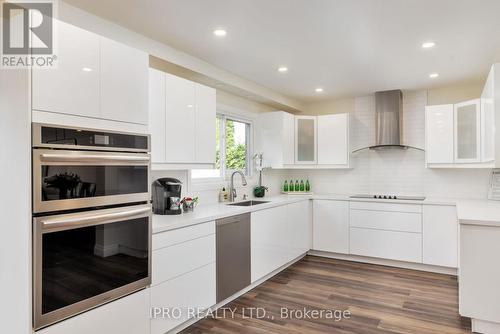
[229,171,247,202]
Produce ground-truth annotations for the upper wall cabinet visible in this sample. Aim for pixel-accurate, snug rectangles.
[149,70,216,168]
[454,99,481,163]
[100,37,149,125]
[426,98,494,168]
[254,111,295,168]
[425,104,454,164]
[32,21,100,119]
[317,114,349,165]
[32,20,149,126]
[255,112,349,169]
[295,116,317,164]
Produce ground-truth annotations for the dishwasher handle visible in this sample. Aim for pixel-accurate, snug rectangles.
[216,213,250,226]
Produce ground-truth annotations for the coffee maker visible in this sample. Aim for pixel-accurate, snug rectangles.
[152,178,182,215]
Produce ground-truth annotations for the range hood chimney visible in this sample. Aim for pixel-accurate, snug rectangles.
[353,89,423,152]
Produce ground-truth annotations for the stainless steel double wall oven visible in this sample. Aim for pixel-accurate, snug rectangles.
[32,123,152,329]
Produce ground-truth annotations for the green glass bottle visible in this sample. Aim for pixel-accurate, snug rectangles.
[305,180,311,192]
[290,180,294,192]
[300,180,305,191]
[294,180,299,191]
[283,180,288,192]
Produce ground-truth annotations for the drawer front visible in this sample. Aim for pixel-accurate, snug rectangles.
[36,289,150,334]
[150,263,216,334]
[152,221,215,250]
[350,228,422,263]
[152,234,215,285]
[350,209,422,233]
[350,201,422,213]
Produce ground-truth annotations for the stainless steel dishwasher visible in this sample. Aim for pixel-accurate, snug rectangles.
[216,213,251,303]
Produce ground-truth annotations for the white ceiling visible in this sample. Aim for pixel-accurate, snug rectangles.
[64,0,500,103]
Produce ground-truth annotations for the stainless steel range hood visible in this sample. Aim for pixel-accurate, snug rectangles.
[353,90,423,152]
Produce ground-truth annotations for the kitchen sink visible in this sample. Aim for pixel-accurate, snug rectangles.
[228,200,269,207]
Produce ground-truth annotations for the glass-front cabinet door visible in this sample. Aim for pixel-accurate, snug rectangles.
[454,99,481,163]
[295,116,317,164]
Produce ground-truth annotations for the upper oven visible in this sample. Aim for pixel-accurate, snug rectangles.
[32,124,151,214]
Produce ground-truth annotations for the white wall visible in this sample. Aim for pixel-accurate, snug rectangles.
[0,68,31,332]
[286,90,491,199]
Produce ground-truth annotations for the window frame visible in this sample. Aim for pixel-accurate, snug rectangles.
[190,112,253,183]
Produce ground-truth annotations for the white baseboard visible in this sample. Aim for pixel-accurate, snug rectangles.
[472,319,500,334]
[308,250,458,276]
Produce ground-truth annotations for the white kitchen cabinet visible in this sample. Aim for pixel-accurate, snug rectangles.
[254,111,295,168]
[32,20,149,126]
[164,72,196,163]
[287,200,311,259]
[149,68,166,163]
[36,290,150,334]
[251,205,289,282]
[150,263,216,334]
[150,222,216,334]
[425,104,454,164]
[350,209,422,233]
[460,224,500,327]
[295,116,317,164]
[317,114,349,165]
[32,20,100,118]
[100,37,149,125]
[454,99,481,163]
[481,68,495,163]
[423,205,458,268]
[195,83,217,164]
[348,201,423,263]
[350,228,422,263]
[312,200,349,254]
[152,234,215,285]
[149,71,216,167]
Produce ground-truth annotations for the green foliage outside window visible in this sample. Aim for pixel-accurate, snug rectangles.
[225,120,247,171]
[215,117,247,173]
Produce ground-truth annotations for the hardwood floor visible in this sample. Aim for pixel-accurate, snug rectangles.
[182,256,471,334]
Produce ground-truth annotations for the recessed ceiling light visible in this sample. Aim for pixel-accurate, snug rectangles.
[422,41,436,48]
[213,29,227,37]
[278,66,288,73]
[82,67,93,72]
[429,73,439,78]
[315,87,324,93]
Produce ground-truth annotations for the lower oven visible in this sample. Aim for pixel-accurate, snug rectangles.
[33,204,152,329]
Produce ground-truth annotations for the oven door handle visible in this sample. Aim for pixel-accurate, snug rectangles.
[40,153,150,163]
[40,207,151,230]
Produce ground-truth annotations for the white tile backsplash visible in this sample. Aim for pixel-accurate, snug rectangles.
[151,169,284,206]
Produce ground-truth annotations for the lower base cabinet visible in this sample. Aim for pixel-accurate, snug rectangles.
[287,200,312,258]
[150,263,216,334]
[423,205,458,268]
[460,224,500,325]
[251,201,311,283]
[251,205,289,282]
[312,200,349,253]
[36,289,150,334]
[350,228,422,263]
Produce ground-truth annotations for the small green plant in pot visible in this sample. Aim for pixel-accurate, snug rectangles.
[253,185,268,198]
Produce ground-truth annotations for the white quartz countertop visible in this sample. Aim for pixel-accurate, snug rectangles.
[457,199,500,227]
[152,193,462,234]
[153,195,311,234]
